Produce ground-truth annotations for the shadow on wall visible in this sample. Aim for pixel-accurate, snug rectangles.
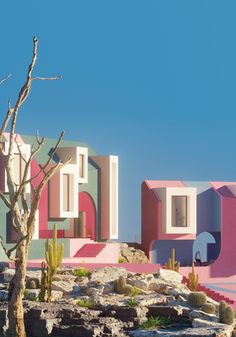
[150,240,194,266]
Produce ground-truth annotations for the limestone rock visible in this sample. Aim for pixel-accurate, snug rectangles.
[192,318,234,337]
[51,280,78,295]
[158,268,183,284]
[119,243,149,264]
[90,266,127,283]
[1,268,15,282]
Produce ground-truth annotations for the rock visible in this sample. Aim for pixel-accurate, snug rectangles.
[119,243,149,264]
[127,274,154,291]
[52,280,78,295]
[158,268,183,284]
[24,289,63,302]
[90,266,127,283]
[0,262,9,273]
[0,290,8,301]
[192,318,234,337]
[129,328,225,336]
[1,268,15,282]
[189,309,218,322]
[148,305,185,318]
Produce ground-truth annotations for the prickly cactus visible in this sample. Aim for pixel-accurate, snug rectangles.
[115,276,135,296]
[39,261,47,302]
[45,224,64,302]
[201,303,215,314]
[188,262,199,291]
[187,291,207,307]
[219,301,234,325]
[165,248,180,272]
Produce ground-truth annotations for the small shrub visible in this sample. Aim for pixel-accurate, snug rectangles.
[118,257,126,263]
[73,267,91,278]
[126,297,138,307]
[141,316,173,329]
[24,290,30,299]
[77,298,94,308]
[131,286,142,297]
[187,292,207,307]
[201,303,215,314]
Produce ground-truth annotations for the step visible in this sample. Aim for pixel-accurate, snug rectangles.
[74,243,106,258]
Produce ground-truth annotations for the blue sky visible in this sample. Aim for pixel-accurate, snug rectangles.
[0,1,236,241]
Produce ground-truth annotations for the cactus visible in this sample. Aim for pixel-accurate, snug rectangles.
[39,261,48,302]
[219,300,234,325]
[115,276,135,296]
[188,262,199,291]
[44,224,64,302]
[187,291,207,307]
[201,303,215,314]
[165,248,180,272]
[26,279,39,289]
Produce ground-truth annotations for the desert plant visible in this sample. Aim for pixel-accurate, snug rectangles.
[219,301,234,325]
[201,303,215,314]
[188,262,199,291]
[131,286,142,297]
[45,224,64,302]
[77,298,94,308]
[141,316,173,329]
[187,291,207,307]
[73,267,91,278]
[118,257,126,263]
[23,290,30,299]
[115,275,134,296]
[165,248,180,272]
[126,297,138,307]
[26,278,39,290]
[39,261,48,302]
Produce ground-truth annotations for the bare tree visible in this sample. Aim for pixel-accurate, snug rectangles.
[0,37,70,337]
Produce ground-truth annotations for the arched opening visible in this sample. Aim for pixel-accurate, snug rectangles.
[193,232,219,265]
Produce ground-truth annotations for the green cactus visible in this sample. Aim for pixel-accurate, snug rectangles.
[188,262,199,291]
[44,224,64,302]
[165,248,180,272]
[27,279,38,289]
[39,261,48,302]
[219,301,234,325]
[115,276,136,296]
[201,303,215,314]
[219,301,227,322]
[187,291,207,308]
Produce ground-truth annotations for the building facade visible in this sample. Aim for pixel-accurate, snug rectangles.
[0,133,119,262]
[141,180,236,276]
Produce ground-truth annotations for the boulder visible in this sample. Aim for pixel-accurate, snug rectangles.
[158,268,183,284]
[0,290,8,301]
[119,243,149,264]
[1,268,15,282]
[51,280,78,295]
[192,318,234,337]
[90,266,127,283]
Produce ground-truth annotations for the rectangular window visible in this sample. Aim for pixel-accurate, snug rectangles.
[79,154,84,178]
[172,196,188,227]
[63,174,70,212]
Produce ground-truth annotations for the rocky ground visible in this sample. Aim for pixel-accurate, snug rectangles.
[0,264,235,337]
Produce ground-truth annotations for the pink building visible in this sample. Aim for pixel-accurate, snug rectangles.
[141,180,236,278]
[0,134,120,263]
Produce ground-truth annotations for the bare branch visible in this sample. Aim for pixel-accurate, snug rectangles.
[32,75,62,81]
[0,191,13,210]
[0,74,11,86]
[0,234,29,262]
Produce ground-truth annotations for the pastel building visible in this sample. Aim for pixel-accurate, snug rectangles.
[0,134,119,263]
[141,180,236,276]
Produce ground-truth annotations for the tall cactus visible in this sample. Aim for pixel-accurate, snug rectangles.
[165,248,180,272]
[45,224,64,302]
[188,262,199,291]
[39,261,47,302]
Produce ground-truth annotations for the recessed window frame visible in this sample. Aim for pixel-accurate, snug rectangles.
[171,195,188,227]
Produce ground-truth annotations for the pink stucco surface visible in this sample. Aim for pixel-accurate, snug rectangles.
[79,192,96,240]
[142,180,196,257]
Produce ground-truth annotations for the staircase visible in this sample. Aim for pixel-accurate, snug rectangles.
[74,243,106,258]
[183,276,235,305]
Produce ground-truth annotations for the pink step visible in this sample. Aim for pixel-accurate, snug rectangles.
[74,243,106,258]
[182,277,235,306]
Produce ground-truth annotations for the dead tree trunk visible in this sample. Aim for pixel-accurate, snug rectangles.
[8,242,27,337]
[0,37,70,337]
